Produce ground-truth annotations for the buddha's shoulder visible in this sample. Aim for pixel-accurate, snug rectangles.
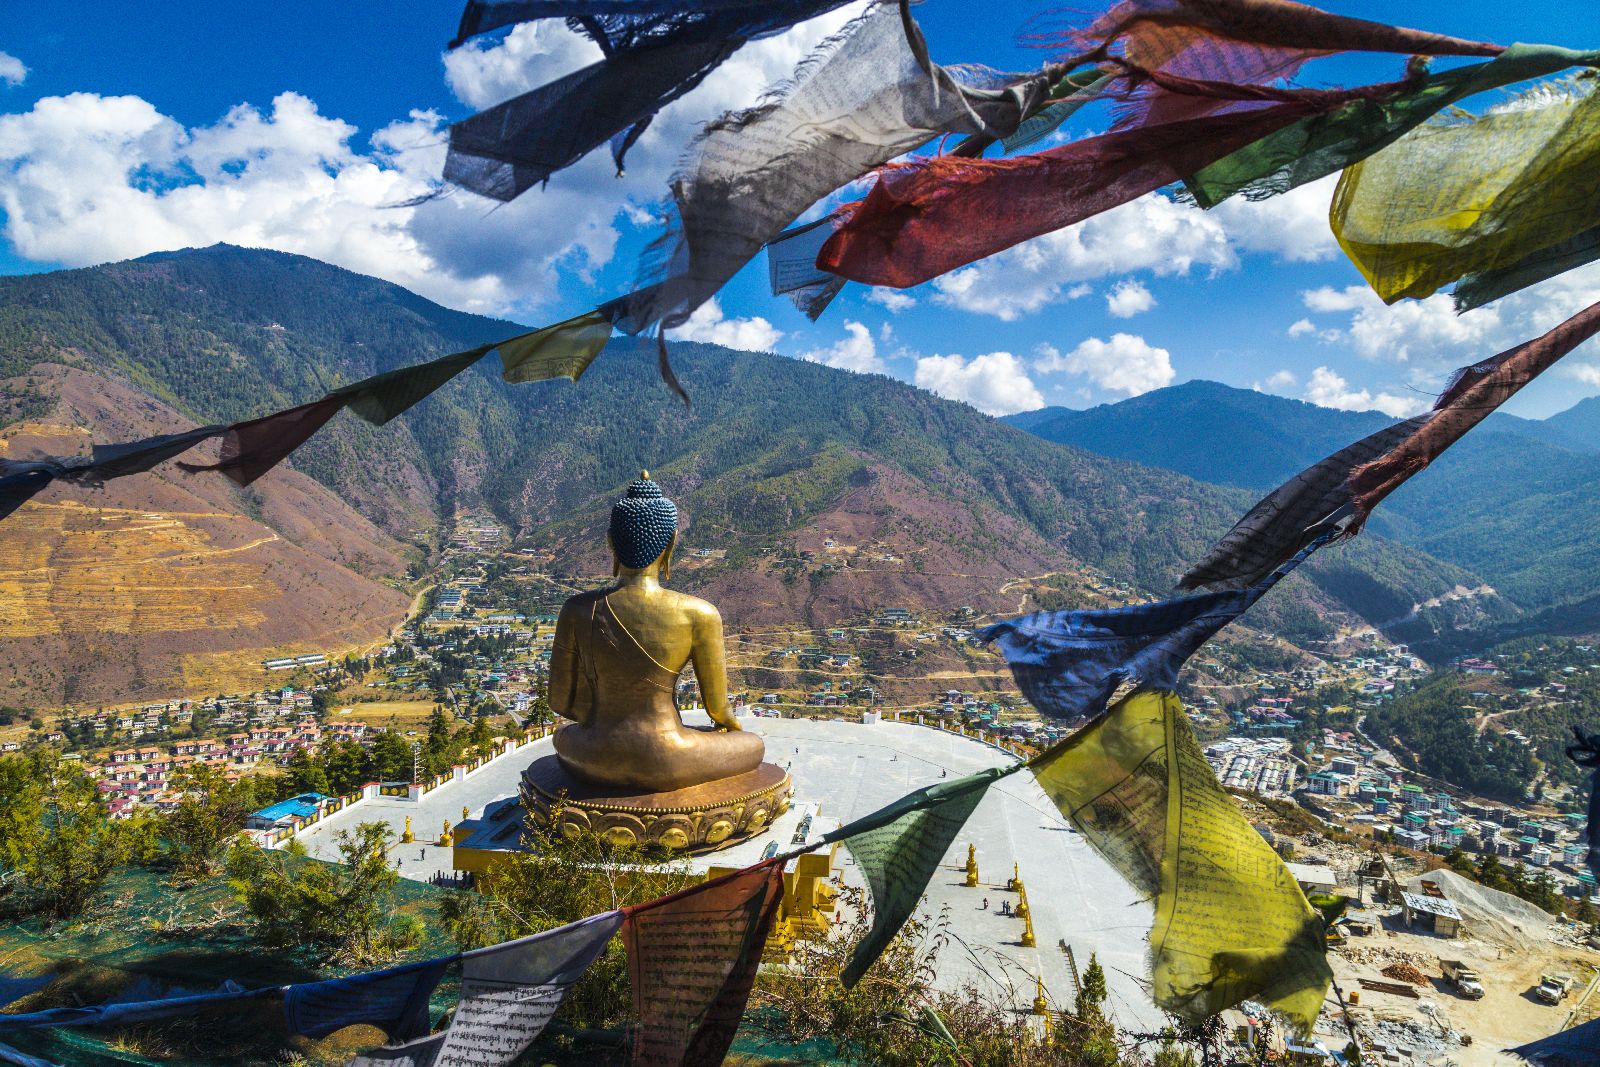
[558,590,608,614]
[663,589,721,620]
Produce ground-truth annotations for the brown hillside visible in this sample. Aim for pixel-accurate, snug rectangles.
[0,365,411,707]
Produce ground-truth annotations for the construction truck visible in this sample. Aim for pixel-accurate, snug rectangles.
[1440,960,1484,999]
[1535,974,1572,1005]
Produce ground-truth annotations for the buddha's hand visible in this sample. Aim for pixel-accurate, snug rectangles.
[713,714,743,731]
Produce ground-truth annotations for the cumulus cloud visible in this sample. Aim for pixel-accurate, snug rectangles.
[865,287,916,312]
[1287,318,1316,337]
[930,194,1234,319]
[801,320,884,374]
[1037,334,1174,397]
[1208,174,1340,263]
[914,352,1044,415]
[0,52,25,88]
[1263,369,1297,390]
[0,7,866,318]
[671,297,782,350]
[1105,279,1155,318]
[1303,366,1424,417]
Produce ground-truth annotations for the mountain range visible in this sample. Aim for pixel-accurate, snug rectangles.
[1006,380,1600,654]
[0,245,1543,705]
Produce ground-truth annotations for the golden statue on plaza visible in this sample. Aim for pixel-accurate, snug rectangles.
[521,472,790,852]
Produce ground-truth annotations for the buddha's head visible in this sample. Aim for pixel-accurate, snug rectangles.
[609,470,678,579]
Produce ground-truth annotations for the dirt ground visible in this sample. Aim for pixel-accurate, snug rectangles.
[1328,906,1599,1066]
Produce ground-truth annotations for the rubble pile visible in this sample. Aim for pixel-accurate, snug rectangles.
[1381,962,1429,986]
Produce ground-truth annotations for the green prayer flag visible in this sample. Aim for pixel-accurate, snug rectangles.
[824,765,1016,987]
[1003,70,1113,155]
[1030,690,1330,1032]
[335,345,492,426]
[1454,223,1600,310]
[1186,44,1600,209]
[497,311,613,385]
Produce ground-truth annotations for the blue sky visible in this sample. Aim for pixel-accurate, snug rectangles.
[3,0,1598,418]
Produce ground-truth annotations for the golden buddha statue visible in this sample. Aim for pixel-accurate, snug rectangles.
[522,473,790,851]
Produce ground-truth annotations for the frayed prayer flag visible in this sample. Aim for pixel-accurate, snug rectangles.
[607,0,1048,341]
[1331,77,1600,303]
[443,0,858,198]
[822,766,1018,986]
[984,533,1329,722]
[818,68,1421,290]
[1185,44,1600,209]
[623,861,786,1067]
[1454,222,1600,311]
[1030,690,1331,1031]
[284,958,450,1041]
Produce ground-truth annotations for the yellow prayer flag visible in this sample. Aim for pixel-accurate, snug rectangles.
[1331,80,1600,303]
[1031,691,1331,1032]
[496,310,613,385]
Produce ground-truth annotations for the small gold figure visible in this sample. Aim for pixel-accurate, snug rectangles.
[1032,975,1049,1015]
[1009,862,1019,891]
[400,816,414,844]
[463,805,470,823]
[965,843,979,887]
[1017,889,1030,920]
[1021,916,1036,947]
[439,819,453,848]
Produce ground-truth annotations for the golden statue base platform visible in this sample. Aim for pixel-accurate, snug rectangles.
[521,755,792,853]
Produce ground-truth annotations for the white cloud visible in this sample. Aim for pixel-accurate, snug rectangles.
[1105,279,1155,318]
[914,352,1044,415]
[801,320,884,374]
[1264,369,1297,390]
[0,7,867,319]
[1303,366,1425,417]
[0,52,25,88]
[1287,318,1316,337]
[1037,334,1174,397]
[1566,363,1600,388]
[930,194,1234,319]
[865,287,916,313]
[1208,174,1340,263]
[671,297,782,351]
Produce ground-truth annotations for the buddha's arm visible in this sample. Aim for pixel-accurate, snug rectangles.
[548,603,585,724]
[690,605,740,731]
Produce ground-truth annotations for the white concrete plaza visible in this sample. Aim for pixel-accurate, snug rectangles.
[297,713,1163,1030]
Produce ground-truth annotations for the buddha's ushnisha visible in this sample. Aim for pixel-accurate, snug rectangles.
[549,472,765,793]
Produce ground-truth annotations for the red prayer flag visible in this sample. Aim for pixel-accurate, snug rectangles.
[623,860,785,1067]
[818,69,1418,290]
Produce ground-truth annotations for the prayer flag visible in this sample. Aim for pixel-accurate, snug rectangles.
[284,958,451,1041]
[1509,1017,1600,1067]
[0,985,277,1031]
[623,861,785,1067]
[1331,78,1600,303]
[0,1043,58,1067]
[1031,690,1331,1031]
[178,395,346,487]
[1176,417,1426,592]
[344,1035,447,1067]
[0,466,60,522]
[496,312,613,385]
[984,533,1329,721]
[432,911,622,1066]
[1454,222,1600,311]
[82,426,228,480]
[818,69,1420,290]
[1186,44,1600,208]
[335,347,493,426]
[822,767,1017,986]
[443,0,858,198]
[607,0,1049,340]
[765,217,847,321]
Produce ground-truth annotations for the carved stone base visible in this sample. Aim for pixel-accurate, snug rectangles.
[520,755,792,853]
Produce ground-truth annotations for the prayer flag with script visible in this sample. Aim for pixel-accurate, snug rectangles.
[343,1035,446,1067]
[496,312,613,385]
[1331,79,1600,303]
[1031,690,1330,1031]
[623,861,786,1067]
[1509,1017,1600,1067]
[822,766,1019,986]
[432,911,622,1066]
[284,958,451,1041]
[984,533,1328,722]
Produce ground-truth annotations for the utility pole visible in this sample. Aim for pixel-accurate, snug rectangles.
[411,740,421,783]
